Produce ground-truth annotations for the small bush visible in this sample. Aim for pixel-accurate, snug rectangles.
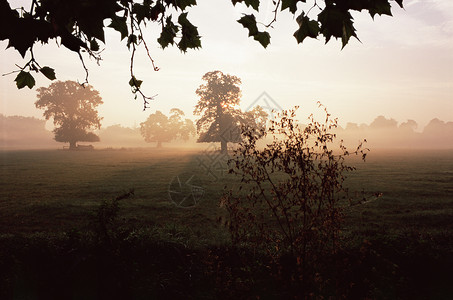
[94,189,134,245]
[223,104,368,296]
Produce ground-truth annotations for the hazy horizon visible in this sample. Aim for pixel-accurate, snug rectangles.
[2,112,452,150]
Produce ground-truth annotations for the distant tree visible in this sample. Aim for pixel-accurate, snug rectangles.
[35,80,103,149]
[194,71,244,153]
[98,124,145,147]
[168,108,196,141]
[140,109,195,147]
[423,118,453,137]
[421,118,453,148]
[369,115,398,129]
[345,122,360,131]
[0,114,54,148]
[242,106,269,138]
[423,118,445,132]
[194,71,269,153]
[399,119,418,132]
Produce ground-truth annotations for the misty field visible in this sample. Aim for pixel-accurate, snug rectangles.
[1,148,452,299]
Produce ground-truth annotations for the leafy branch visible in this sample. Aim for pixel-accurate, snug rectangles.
[234,0,404,48]
[2,47,56,89]
[126,3,159,110]
[1,0,404,108]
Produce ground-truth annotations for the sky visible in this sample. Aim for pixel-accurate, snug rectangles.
[1,0,452,131]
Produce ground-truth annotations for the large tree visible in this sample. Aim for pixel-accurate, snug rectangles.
[194,71,267,153]
[35,80,103,149]
[140,108,195,147]
[1,0,404,107]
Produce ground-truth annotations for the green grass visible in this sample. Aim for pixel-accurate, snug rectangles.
[1,147,452,247]
[2,148,451,237]
[0,147,452,299]
[0,148,229,236]
[343,149,453,238]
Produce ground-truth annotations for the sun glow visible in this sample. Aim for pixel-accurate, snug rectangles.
[220,102,240,110]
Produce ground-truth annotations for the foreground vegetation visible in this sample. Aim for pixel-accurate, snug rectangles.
[0,148,452,299]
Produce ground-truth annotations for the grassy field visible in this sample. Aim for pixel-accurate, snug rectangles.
[0,147,452,299]
[0,148,229,236]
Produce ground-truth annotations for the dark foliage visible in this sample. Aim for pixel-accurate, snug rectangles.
[1,0,404,107]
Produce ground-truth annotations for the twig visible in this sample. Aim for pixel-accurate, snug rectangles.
[264,0,281,28]
[306,0,322,16]
[138,26,160,71]
[127,5,159,110]
[78,51,89,86]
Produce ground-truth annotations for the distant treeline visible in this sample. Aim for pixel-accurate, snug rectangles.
[337,116,453,149]
[0,114,57,149]
[96,124,147,148]
[1,114,452,149]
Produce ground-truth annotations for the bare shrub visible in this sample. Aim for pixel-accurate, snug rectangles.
[222,103,368,296]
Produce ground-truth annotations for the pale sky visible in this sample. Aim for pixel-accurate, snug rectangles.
[1,0,452,131]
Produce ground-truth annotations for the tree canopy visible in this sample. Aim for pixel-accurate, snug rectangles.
[140,108,195,147]
[1,0,404,108]
[35,80,103,149]
[194,70,268,153]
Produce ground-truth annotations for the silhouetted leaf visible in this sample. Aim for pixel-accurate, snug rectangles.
[7,35,32,58]
[90,39,100,51]
[150,2,164,21]
[394,0,404,8]
[60,31,87,52]
[15,71,35,89]
[108,16,128,40]
[78,17,106,43]
[238,14,271,48]
[129,76,143,88]
[254,31,271,48]
[369,0,392,18]
[237,14,259,37]
[132,3,151,23]
[281,0,306,14]
[40,67,56,80]
[177,13,201,52]
[127,34,137,49]
[294,13,319,44]
[232,0,260,11]
[158,17,179,49]
[318,6,357,48]
[171,0,197,10]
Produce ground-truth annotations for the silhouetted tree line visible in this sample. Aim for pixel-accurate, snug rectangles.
[3,112,451,150]
[0,114,55,148]
[338,116,453,149]
[4,74,452,150]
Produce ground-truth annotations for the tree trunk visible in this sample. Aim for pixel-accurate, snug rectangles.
[157,141,162,148]
[69,141,77,150]
[220,140,227,154]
